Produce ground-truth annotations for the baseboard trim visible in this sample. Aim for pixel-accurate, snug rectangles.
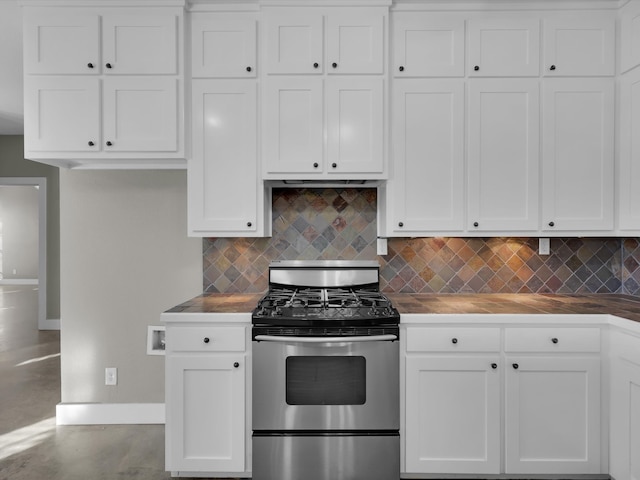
[56,403,165,425]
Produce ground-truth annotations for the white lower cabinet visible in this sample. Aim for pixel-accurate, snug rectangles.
[165,322,249,476]
[405,356,501,473]
[610,331,640,480]
[404,325,602,476]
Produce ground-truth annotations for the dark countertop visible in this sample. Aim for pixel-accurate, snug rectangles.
[165,292,640,323]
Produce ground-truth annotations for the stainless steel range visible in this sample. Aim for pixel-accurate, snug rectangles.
[252,260,400,480]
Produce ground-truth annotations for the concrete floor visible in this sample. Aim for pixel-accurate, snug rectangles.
[0,286,236,480]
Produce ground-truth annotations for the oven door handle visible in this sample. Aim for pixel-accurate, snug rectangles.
[253,334,397,343]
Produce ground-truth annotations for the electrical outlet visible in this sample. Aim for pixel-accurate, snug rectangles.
[539,238,550,255]
[377,238,388,256]
[105,367,117,386]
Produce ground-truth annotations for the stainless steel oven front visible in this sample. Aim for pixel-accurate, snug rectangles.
[252,330,399,480]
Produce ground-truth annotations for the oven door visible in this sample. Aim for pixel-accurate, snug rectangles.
[252,333,399,431]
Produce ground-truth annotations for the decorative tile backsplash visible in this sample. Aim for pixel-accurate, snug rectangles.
[203,188,639,296]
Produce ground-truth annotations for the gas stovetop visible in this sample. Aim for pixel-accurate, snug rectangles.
[252,284,400,327]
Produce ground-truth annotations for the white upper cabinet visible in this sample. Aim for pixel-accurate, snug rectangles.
[542,16,615,77]
[618,67,640,231]
[24,9,178,75]
[467,79,539,232]
[389,79,464,235]
[393,13,465,77]
[468,17,540,77]
[191,13,256,78]
[23,11,100,75]
[620,0,640,73]
[542,78,615,232]
[264,8,384,75]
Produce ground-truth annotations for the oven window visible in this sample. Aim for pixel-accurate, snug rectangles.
[285,356,366,405]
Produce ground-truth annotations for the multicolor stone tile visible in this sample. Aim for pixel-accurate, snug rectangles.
[203,188,632,296]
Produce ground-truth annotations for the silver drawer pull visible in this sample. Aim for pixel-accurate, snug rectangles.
[254,334,397,344]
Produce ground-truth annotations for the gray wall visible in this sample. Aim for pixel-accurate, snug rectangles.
[0,185,39,279]
[0,135,60,319]
[59,169,200,403]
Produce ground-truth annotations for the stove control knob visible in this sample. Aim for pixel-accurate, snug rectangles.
[234,362,240,368]
[203,337,210,344]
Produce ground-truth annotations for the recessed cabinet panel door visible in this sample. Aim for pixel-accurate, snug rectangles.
[619,68,640,230]
[191,14,256,78]
[393,14,465,77]
[190,80,259,234]
[468,18,540,77]
[102,77,178,152]
[542,79,614,232]
[505,356,601,474]
[24,76,100,152]
[468,79,539,232]
[610,359,640,480]
[263,77,324,174]
[392,80,464,233]
[166,356,245,472]
[621,1,640,72]
[23,11,100,75]
[405,356,501,474]
[326,77,383,174]
[102,12,178,74]
[327,11,384,74]
[543,16,615,76]
[265,11,323,74]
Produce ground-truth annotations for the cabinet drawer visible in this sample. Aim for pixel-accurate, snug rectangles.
[169,326,245,352]
[505,327,600,353]
[406,327,501,352]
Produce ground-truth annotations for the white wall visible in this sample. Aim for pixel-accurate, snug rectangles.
[0,0,23,134]
[0,185,39,279]
[59,170,201,403]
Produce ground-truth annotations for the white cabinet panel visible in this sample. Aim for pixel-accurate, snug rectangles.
[390,79,464,233]
[405,356,501,474]
[190,80,265,236]
[468,79,539,232]
[23,10,100,75]
[505,356,601,474]
[264,11,323,74]
[610,356,640,480]
[263,77,324,174]
[393,14,464,77]
[543,16,615,76]
[327,77,384,174]
[166,355,245,473]
[542,78,614,231]
[621,0,640,73]
[619,67,640,230]
[102,12,178,75]
[191,14,256,78]
[327,11,384,74]
[468,18,540,77]
[103,77,178,152]
[24,76,100,152]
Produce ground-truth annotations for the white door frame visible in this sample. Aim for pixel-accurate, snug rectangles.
[0,177,57,330]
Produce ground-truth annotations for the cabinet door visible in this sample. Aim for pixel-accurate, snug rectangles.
[610,359,640,480]
[468,79,539,232]
[505,356,601,474]
[23,76,100,153]
[542,79,614,232]
[393,14,465,77]
[391,79,464,233]
[191,14,256,78]
[263,77,324,174]
[327,10,385,74]
[619,68,640,231]
[102,77,178,152]
[543,16,615,76]
[102,11,178,75]
[23,10,100,75]
[326,77,384,174]
[468,18,540,77]
[405,356,501,474]
[190,80,263,236]
[621,0,640,73]
[166,355,245,472]
[264,11,323,74]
